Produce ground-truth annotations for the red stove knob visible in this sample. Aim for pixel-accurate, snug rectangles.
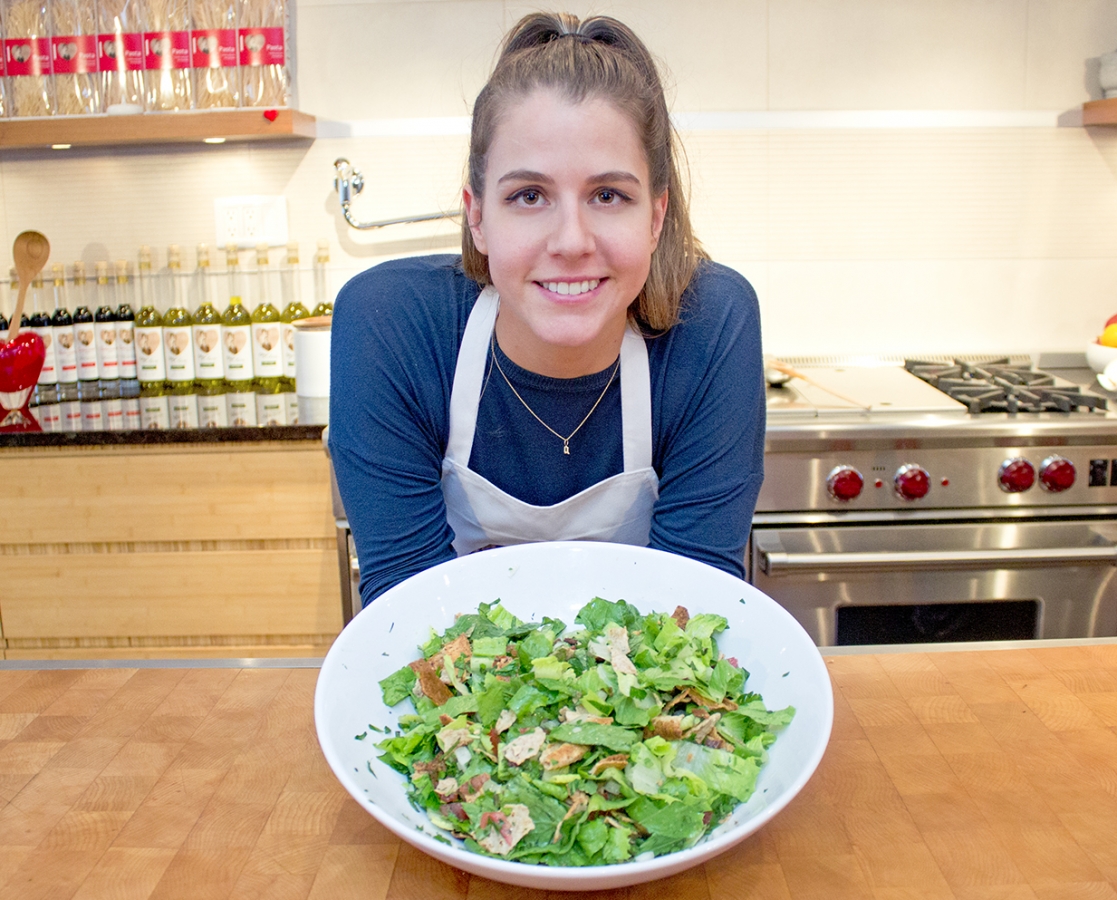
[1039,455,1076,493]
[894,464,930,500]
[826,465,864,501]
[999,457,1035,493]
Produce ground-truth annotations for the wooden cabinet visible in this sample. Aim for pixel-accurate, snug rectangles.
[0,439,342,659]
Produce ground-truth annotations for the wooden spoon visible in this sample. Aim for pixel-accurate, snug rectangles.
[7,231,51,343]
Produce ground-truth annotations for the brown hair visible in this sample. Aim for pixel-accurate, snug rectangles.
[461,12,707,332]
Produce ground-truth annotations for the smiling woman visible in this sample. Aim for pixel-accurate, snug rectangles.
[329,12,766,608]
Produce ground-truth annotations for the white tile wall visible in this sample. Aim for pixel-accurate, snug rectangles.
[3,0,1117,356]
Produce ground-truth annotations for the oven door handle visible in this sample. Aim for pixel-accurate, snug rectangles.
[759,544,1117,575]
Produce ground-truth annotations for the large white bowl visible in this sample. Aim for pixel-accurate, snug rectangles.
[1086,340,1117,374]
[314,542,833,891]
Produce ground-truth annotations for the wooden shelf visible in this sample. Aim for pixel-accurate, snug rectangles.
[1083,97,1117,125]
[0,108,316,149]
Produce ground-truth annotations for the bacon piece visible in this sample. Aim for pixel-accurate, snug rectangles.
[648,715,685,740]
[476,804,535,856]
[671,605,690,630]
[413,756,446,778]
[408,658,452,706]
[539,742,588,771]
[459,773,491,803]
[590,754,629,776]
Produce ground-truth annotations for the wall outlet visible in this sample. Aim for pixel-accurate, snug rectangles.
[214,196,289,249]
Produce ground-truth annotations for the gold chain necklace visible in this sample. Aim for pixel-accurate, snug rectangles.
[489,332,619,456]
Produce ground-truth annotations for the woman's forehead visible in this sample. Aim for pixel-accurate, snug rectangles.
[485,88,648,180]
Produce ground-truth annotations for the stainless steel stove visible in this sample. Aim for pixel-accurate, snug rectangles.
[751,355,1117,646]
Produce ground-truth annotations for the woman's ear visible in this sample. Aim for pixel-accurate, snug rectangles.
[650,189,668,250]
[462,185,488,255]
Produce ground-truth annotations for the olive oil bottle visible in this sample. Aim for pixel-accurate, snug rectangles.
[311,240,333,317]
[134,247,170,429]
[221,244,257,426]
[250,243,285,425]
[279,241,309,424]
[191,245,227,427]
[163,246,198,428]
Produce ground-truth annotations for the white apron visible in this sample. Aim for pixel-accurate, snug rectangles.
[441,286,660,556]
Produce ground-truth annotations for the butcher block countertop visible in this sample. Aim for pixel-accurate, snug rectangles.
[0,642,1115,899]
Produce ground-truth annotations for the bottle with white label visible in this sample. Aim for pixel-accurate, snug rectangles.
[134,246,170,429]
[311,240,334,317]
[29,274,61,430]
[164,246,198,428]
[94,261,120,384]
[278,241,307,424]
[221,245,256,426]
[191,244,226,388]
[71,262,100,390]
[50,264,81,431]
[250,244,283,388]
[94,262,124,431]
[115,261,141,428]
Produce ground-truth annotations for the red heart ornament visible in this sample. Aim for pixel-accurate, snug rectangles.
[263,109,278,122]
[0,331,45,432]
[0,331,45,393]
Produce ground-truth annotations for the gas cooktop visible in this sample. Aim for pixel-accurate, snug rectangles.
[904,358,1108,414]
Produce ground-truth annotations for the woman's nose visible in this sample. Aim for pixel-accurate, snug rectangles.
[548,204,595,257]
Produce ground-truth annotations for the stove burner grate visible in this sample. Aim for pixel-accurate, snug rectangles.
[904,358,1107,414]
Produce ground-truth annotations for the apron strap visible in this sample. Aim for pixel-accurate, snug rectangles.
[446,286,499,464]
[620,324,652,472]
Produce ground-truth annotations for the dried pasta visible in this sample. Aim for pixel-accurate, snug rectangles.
[238,0,288,108]
[191,0,238,108]
[144,0,191,110]
[98,0,145,112]
[50,0,100,115]
[3,0,54,116]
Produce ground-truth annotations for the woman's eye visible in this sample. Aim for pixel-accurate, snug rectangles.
[513,189,541,205]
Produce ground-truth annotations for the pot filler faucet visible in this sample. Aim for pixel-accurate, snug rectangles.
[332,158,462,231]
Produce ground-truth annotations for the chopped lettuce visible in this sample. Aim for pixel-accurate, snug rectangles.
[368,597,794,867]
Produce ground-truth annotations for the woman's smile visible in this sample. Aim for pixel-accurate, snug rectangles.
[463,88,667,378]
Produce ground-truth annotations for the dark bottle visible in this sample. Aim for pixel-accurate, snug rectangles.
[72,263,98,384]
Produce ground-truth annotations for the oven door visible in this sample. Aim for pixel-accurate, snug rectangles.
[750,519,1117,645]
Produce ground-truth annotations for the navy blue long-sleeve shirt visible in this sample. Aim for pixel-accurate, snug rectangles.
[328,255,765,607]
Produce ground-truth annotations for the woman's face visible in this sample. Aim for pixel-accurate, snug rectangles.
[464,88,668,378]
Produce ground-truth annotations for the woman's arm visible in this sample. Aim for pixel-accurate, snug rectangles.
[647,263,765,579]
[327,257,469,606]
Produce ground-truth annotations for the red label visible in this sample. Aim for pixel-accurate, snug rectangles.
[144,30,191,70]
[191,28,236,68]
[98,32,145,72]
[4,37,51,77]
[238,27,284,66]
[51,35,98,75]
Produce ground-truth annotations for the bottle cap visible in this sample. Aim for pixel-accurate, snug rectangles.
[286,241,299,265]
[72,261,86,284]
[138,245,153,272]
[95,260,110,283]
[114,260,130,282]
[256,243,269,265]
[51,263,65,286]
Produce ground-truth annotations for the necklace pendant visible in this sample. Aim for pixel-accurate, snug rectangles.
[563,442,570,456]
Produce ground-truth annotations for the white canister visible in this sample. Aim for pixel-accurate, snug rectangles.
[1100,49,1117,99]
[293,316,332,425]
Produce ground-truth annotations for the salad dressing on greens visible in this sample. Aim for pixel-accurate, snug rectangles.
[369,598,794,866]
